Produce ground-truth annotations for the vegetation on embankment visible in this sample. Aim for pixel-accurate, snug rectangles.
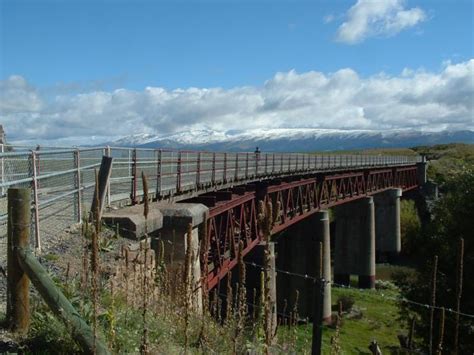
[393,168,474,353]
[412,143,474,185]
[279,280,412,354]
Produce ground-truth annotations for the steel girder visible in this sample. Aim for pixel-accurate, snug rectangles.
[200,165,419,290]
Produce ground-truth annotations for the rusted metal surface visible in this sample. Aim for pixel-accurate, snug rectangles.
[199,165,419,290]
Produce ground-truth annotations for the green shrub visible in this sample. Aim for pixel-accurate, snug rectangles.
[400,200,421,256]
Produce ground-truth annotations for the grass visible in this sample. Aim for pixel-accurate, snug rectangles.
[278,287,405,354]
[278,264,417,354]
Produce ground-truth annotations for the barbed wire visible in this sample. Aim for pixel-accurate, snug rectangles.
[242,260,474,319]
[215,292,309,323]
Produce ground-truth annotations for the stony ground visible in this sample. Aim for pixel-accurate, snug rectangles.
[0,218,137,352]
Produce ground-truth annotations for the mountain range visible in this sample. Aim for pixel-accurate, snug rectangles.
[108,128,474,152]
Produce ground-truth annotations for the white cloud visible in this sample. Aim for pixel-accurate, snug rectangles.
[336,0,427,44]
[0,60,473,144]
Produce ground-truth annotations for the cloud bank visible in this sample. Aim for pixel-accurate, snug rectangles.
[336,0,427,44]
[0,59,473,144]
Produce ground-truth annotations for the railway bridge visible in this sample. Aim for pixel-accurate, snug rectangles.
[102,148,425,323]
[0,145,426,323]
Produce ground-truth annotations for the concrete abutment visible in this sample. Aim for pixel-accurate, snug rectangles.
[153,203,208,313]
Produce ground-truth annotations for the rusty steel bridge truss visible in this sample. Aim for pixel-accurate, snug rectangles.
[194,165,419,290]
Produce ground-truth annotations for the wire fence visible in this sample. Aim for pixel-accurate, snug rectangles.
[242,260,474,319]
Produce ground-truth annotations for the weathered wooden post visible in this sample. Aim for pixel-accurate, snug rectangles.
[90,156,113,221]
[7,187,31,333]
[311,280,324,355]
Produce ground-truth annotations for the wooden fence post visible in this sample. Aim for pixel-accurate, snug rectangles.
[312,242,324,355]
[7,187,31,333]
[90,156,113,222]
[311,278,324,355]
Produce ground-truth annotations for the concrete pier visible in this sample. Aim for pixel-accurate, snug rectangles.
[358,197,376,289]
[374,188,402,259]
[416,156,428,185]
[316,210,332,324]
[334,197,376,289]
[155,203,209,312]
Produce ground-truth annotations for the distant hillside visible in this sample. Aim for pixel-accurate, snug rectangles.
[412,143,474,184]
[108,128,474,152]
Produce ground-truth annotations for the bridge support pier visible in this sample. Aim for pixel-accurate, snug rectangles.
[416,156,428,185]
[276,211,332,323]
[374,188,402,260]
[334,197,375,289]
[153,203,208,313]
[318,210,332,324]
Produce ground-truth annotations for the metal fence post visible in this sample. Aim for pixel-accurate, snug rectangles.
[264,154,268,175]
[30,151,41,252]
[245,152,249,179]
[211,152,216,185]
[176,151,182,193]
[130,148,137,205]
[196,151,201,188]
[255,152,259,177]
[223,152,227,182]
[74,150,82,223]
[104,146,111,206]
[234,153,239,181]
[272,153,275,174]
[156,149,162,198]
[1,143,4,196]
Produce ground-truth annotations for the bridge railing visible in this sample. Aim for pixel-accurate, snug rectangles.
[0,143,421,257]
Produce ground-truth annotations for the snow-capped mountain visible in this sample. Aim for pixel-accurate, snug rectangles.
[107,128,474,152]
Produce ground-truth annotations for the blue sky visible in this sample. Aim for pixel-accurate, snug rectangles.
[0,0,473,143]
